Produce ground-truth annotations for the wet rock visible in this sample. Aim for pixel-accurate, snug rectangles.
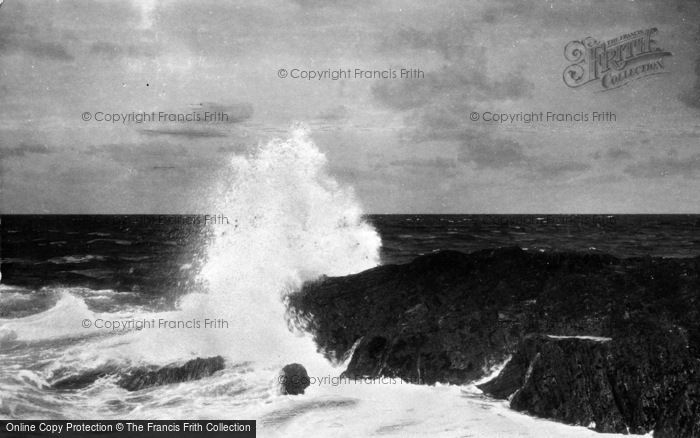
[51,365,120,390]
[288,247,700,437]
[479,334,625,433]
[117,356,225,391]
[479,322,700,437]
[289,248,699,385]
[279,363,310,395]
[51,356,226,392]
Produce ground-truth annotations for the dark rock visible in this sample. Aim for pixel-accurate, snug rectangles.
[51,365,120,390]
[279,363,310,395]
[51,356,225,392]
[479,334,625,433]
[479,322,700,437]
[287,247,700,437]
[117,356,225,391]
[654,376,700,438]
[289,248,699,383]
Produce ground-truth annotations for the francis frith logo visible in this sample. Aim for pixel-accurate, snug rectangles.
[563,28,672,90]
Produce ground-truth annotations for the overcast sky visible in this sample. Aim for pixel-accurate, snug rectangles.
[1,0,699,214]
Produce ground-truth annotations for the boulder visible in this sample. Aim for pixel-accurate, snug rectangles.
[279,363,310,395]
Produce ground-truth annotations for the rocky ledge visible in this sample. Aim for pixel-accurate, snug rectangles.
[478,331,700,436]
[287,247,700,436]
[52,356,225,391]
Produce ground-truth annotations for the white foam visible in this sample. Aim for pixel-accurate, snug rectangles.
[58,127,383,372]
[183,127,380,373]
[546,335,612,342]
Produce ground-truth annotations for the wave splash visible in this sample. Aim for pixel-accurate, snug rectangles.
[177,126,381,368]
[1,128,380,375]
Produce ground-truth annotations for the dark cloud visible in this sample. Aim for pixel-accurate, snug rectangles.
[84,142,224,176]
[604,147,633,161]
[689,59,700,108]
[0,143,51,159]
[379,27,474,60]
[457,135,527,169]
[390,157,458,171]
[135,102,253,139]
[190,102,254,123]
[0,30,73,60]
[140,129,228,139]
[316,105,349,121]
[456,132,591,179]
[371,25,534,173]
[533,161,591,179]
[0,2,76,61]
[372,65,532,112]
[625,154,700,178]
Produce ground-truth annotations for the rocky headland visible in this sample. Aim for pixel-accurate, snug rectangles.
[287,247,700,436]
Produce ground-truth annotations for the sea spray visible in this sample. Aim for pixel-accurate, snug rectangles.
[0,128,380,378]
[173,126,381,370]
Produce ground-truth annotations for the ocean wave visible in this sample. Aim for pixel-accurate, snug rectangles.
[87,238,132,246]
[48,254,107,264]
[66,269,114,279]
[0,292,99,342]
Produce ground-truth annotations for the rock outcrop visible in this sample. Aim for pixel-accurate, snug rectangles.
[51,365,121,390]
[117,356,225,391]
[279,363,310,395]
[52,356,225,391]
[287,247,700,435]
[478,323,700,437]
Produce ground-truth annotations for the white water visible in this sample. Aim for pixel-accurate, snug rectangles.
[0,128,629,437]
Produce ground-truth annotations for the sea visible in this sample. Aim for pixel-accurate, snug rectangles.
[1,130,697,437]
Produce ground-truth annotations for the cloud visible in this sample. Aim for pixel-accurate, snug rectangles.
[533,161,591,179]
[602,147,633,161]
[190,102,254,123]
[0,143,52,159]
[457,135,527,169]
[89,41,155,59]
[390,157,458,171]
[0,2,75,61]
[455,132,592,179]
[371,25,534,174]
[83,141,226,175]
[135,102,253,139]
[480,0,691,29]
[0,30,73,60]
[681,26,700,109]
[372,65,532,113]
[290,0,361,9]
[316,105,349,121]
[140,129,228,139]
[379,26,474,61]
[625,154,700,179]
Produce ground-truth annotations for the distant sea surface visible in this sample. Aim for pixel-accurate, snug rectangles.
[2,215,699,298]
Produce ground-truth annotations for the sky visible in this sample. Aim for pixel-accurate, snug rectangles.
[1,0,699,214]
